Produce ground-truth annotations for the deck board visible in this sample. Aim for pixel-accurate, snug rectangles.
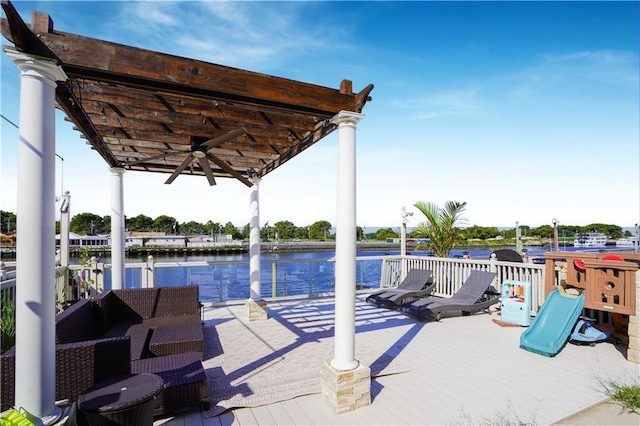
[156,295,638,425]
[246,405,275,425]
[277,399,314,425]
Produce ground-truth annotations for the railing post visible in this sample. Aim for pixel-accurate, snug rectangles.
[144,255,155,288]
[489,253,497,273]
[272,262,277,297]
[89,256,98,294]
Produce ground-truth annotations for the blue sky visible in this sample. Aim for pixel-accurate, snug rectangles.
[1,1,638,230]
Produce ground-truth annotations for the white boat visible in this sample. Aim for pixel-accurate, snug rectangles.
[573,232,608,247]
[616,237,638,247]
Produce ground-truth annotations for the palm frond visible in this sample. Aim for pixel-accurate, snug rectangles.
[413,200,467,257]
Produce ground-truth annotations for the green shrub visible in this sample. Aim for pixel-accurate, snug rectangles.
[0,290,16,354]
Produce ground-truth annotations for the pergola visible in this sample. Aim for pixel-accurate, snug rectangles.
[1,4,373,184]
[1,1,373,421]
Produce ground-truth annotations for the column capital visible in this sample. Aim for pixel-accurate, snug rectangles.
[4,47,67,83]
[330,110,364,126]
[109,167,126,176]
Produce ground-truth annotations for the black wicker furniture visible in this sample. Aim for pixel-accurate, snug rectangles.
[1,286,209,419]
[94,287,204,360]
[78,373,163,426]
[0,333,132,409]
[132,352,210,416]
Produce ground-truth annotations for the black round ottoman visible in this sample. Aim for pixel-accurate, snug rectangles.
[78,373,164,425]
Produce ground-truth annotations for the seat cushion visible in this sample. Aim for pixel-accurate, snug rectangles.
[149,322,204,360]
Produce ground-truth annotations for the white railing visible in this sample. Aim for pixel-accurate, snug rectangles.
[384,254,546,314]
[0,261,16,281]
[1,265,69,313]
[67,255,386,302]
[63,254,546,313]
[4,254,547,314]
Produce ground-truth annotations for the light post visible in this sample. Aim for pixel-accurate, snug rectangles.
[55,153,64,197]
[401,207,413,278]
[552,218,559,252]
[635,223,639,254]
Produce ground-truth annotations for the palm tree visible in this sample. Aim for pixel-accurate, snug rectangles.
[413,200,467,258]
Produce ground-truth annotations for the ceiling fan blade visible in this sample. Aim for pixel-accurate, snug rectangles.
[125,150,188,166]
[164,154,194,184]
[198,157,217,186]
[200,128,246,151]
[206,153,253,187]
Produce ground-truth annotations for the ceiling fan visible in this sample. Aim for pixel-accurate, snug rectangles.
[125,128,246,186]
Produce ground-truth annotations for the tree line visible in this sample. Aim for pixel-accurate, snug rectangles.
[0,209,631,243]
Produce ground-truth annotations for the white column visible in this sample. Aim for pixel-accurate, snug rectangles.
[330,110,363,371]
[249,177,262,300]
[6,48,67,423]
[59,191,71,267]
[110,167,126,290]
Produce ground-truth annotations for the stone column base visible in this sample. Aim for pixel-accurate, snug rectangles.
[320,360,371,414]
[627,312,639,363]
[245,299,268,321]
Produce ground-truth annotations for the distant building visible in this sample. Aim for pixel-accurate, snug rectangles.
[125,234,186,247]
[56,232,109,248]
[56,231,236,248]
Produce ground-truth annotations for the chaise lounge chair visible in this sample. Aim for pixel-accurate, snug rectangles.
[400,270,499,321]
[366,269,434,308]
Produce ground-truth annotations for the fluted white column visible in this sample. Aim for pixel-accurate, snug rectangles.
[249,177,262,300]
[6,47,67,423]
[110,167,126,290]
[330,111,363,371]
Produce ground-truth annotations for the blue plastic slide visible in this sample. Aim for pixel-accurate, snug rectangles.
[519,289,585,357]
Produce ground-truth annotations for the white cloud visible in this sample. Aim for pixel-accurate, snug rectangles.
[507,49,639,100]
[131,2,179,26]
[405,88,483,120]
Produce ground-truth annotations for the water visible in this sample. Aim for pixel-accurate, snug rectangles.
[88,245,633,302]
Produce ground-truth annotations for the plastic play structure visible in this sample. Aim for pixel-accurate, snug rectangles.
[520,287,585,357]
[500,280,531,326]
[543,251,638,316]
[520,251,638,357]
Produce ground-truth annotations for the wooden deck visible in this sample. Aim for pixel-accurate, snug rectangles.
[155,295,638,425]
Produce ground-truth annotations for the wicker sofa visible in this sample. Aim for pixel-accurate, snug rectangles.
[1,286,210,418]
[94,287,204,361]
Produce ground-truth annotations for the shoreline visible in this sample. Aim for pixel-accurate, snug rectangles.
[0,239,623,260]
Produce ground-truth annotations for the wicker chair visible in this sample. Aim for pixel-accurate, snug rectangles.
[1,336,131,408]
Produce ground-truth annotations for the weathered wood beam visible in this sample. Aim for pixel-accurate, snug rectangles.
[257,119,336,177]
[15,9,365,115]
[0,2,55,58]
[56,81,119,166]
[84,111,308,143]
[76,82,326,131]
